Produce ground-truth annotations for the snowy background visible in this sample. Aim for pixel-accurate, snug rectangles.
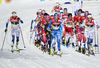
[0,0,100,68]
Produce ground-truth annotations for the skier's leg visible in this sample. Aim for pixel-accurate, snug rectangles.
[51,31,56,54]
[57,31,61,56]
[11,35,15,47]
[48,34,51,54]
[75,27,79,51]
[11,28,15,52]
[16,36,19,45]
[51,31,56,48]
[65,33,70,47]
[70,28,74,47]
[16,27,20,45]
[85,29,89,55]
[57,31,61,51]
[11,28,15,47]
[71,35,75,48]
[16,27,20,51]
[81,36,86,54]
[89,30,94,55]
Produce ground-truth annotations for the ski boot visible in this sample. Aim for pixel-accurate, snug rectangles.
[47,49,50,55]
[66,40,70,48]
[82,48,85,54]
[72,43,75,48]
[62,41,65,46]
[41,45,43,51]
[35,40,37,46]
[50,49,54,56]
[85,48,90,56]
[11,44,14,53]
[53,47,57,54]
[36,44,39,47]
[85,49,88,55]
[36,40,39,47]
[38,46,40,49]
[75,45,78,51]
[58,50,62,57]
[78,46,81,53]
[43,46,46,53]
[66,42,69,48]
[90,47,95,56]
[16,42,20,52]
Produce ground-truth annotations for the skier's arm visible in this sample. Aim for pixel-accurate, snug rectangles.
[31,20,34,28]
[17,17,23,24]
[30,20,34,32]
[47,20,53,30]
[31,17,37,28]
[5,18,10,32]
[6,18,10,29]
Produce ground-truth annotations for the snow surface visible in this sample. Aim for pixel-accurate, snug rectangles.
[0,0,100,68]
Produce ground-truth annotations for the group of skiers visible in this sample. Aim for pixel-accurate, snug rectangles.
[4,2,99,57]
[30,2,99,56]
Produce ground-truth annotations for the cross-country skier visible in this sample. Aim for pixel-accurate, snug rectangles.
[62,8,68,20]
[51,2,62,14]
[78,11,86,53]
[73,0,83,15]
[47,13,62,56]
[73,9,82,51]
[30,9,42,47]
[84,13,99,55]
[39,13,48,52]
[30,9,42,32]
[63,13,75,48]
[5,11,23,52]
[61,8,69,45]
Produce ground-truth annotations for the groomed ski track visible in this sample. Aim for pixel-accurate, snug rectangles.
[0,0,100,68]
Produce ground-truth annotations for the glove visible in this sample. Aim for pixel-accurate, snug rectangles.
[5,29,7,32]
[30,27,32,32]
[97,25,99,29]
[17,17,20,20]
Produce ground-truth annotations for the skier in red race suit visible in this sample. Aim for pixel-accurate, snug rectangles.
[73,9,82,51]
[63,13,75,48]
[51,2,62,14]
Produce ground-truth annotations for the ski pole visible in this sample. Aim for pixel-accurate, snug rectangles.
[97,29,99,54]
[94,27,98,54]
[30,24,35,44]
[94,28,97,53]
[29,29,34,44]
[19,26,26,48]
[1,32,7,51]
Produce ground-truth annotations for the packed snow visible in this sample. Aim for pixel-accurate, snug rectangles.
[0,0,100,68]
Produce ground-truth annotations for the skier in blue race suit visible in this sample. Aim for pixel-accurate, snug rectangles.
[47,13,62,56]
